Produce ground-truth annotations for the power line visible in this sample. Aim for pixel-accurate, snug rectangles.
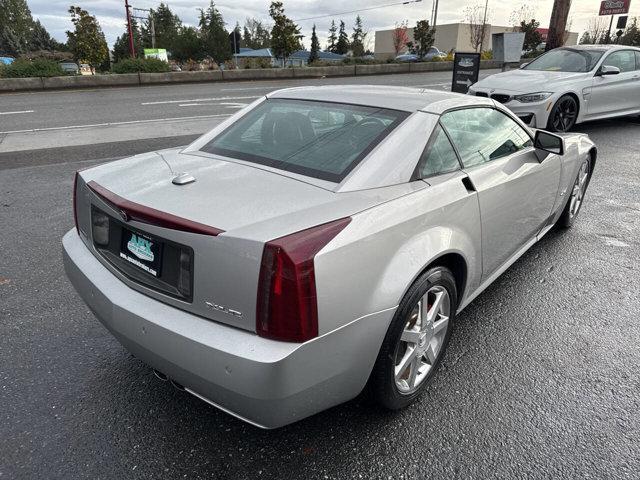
[292,0,423,22]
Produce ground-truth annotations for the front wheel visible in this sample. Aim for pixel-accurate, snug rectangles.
[369,267,457,410]
[558,157,591,228]
[547,94,579,132]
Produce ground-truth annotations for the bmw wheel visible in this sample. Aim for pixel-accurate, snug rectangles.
[558,157,591,228]
[370,266,456,410]
[547,94,578,132]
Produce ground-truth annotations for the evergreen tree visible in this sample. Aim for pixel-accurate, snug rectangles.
[112,18,143,62]
[326,20,337,52]
[143,3,182,50]
[309,24,320,63]
[413,19,436,57]
[269,1,301,64]
[66,6,109,72]
[620,17,640,46]
[0,0,34,55]
[199,1,231,64]
[30,19,55,51]
[335,20,349,54]
[351,15,365,57]
[173,26,204,62]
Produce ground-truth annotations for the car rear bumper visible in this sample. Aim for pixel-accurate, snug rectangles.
[62,230,394,429]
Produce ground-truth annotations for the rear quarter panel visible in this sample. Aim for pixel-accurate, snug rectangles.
[314,171,482,335]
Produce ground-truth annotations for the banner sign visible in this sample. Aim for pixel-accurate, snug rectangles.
[599,0,631,15]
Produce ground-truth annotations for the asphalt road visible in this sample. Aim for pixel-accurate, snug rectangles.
[0,69,498,133]
[1,75,640,479]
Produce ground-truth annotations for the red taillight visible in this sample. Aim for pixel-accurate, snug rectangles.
[256,217,351,342]
[73,171,79,233]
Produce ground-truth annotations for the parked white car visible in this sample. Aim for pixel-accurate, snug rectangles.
[468,45,640,131]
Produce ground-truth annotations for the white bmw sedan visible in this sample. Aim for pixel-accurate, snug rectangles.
[469,44,640,131]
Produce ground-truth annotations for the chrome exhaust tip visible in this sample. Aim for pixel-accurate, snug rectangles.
[153,369,168,381]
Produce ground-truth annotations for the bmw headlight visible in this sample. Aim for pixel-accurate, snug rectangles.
[513,92,553,103]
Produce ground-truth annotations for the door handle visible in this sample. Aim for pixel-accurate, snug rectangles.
[461,176,476,193]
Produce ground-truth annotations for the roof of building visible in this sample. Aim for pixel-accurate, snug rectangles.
[267,85,493,113]
[289,50,345,60]
[234,48,274,58]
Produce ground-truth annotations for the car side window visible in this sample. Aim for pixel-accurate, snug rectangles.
[604,50,636,73]
[440,108,533,168]
[635,51,640,70]
[417,125,460,178]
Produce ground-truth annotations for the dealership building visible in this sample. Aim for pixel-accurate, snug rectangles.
[374,23,579,59]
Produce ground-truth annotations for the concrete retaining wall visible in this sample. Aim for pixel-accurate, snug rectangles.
[139,70,223,85]
[0,60,505,93]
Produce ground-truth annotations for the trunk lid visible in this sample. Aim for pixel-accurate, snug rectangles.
[78,148,422,332]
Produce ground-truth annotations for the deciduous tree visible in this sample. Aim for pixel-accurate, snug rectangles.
[66,6,109,72]
[392,21,409,56]
[463,3,491,52]
[518,19,542,52]
[243,18,271,49]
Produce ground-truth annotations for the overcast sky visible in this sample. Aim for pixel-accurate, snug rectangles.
[28,0,640,49]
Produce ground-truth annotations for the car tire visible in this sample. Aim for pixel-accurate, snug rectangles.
[547,94,579,132]
[557,156,591,228]
[369,266,457,410]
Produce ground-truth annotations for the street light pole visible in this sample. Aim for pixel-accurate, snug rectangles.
[125,0,135,58]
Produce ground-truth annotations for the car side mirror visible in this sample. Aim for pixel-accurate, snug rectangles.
[597,65,621,76]
[534,130,564,161]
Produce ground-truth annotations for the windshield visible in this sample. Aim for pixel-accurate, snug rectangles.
[524,48,604,72]
[201,99,408,183]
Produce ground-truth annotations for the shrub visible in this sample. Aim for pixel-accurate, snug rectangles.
[111,58,171,74]
[481,50,493,60]
[0,58,66,78]
[238,57,272,69]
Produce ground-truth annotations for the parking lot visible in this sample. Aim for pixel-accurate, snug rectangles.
[1,73,640,479]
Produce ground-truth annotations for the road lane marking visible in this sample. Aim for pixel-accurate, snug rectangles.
[141,95,259,105]
[0,114,232,135]
[0,110,34,115]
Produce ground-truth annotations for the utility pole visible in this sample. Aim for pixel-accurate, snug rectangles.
[125,0,135,58]
[133,8,155,49]
[478,0,489,53]
[545,0,572,51]
[431,0,439,27]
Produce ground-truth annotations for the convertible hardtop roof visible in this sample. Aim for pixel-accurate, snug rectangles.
[267,85,494,114]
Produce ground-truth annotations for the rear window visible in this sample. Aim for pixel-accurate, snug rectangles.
[200,98,408,182]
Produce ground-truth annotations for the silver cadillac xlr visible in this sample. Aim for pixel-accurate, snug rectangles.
[63,86,596,428]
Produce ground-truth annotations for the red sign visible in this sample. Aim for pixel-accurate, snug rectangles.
[599,0,631,15]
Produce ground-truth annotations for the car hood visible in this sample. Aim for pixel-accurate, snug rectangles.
[80,147,423,240]
[473,69,590,93]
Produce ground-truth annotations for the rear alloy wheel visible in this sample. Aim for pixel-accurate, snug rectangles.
[370,267,456,410]
[558,157,591,228]
[548,94,578,132]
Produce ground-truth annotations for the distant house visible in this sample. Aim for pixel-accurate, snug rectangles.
[287,50,345,67]
[233,48,279,67]
[233,48,346,67]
